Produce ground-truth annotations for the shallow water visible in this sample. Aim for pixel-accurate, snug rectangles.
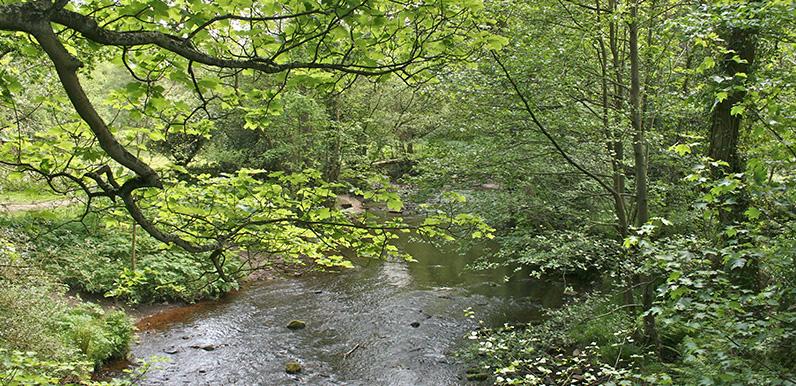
[131,228,569,385]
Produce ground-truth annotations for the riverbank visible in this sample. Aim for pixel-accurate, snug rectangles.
[124,249,562,386]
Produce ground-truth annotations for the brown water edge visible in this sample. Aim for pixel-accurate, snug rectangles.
[93,262,311,382]
[128,260,345,332]
[91,299,213,377]
[88,269,259,378]
[135,296,233,331]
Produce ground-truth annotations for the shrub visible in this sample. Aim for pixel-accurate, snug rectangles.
[0,235,77,363]
[0,232,136,383]
[0,348,139,386]
[0,283,77,364]
[2,211,238,304]
[0,349,74,386]
[58,304,133,370]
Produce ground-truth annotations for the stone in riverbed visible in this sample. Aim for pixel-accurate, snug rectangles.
[285,361,302,374]
[287,320,306,330]
[466,372,489,381]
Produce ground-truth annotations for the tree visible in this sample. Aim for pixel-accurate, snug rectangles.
[436,0,699,351]
[703,0,763,291]
[0,0,500,276]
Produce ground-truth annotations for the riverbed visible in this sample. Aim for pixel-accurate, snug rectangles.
[130,233,569,385]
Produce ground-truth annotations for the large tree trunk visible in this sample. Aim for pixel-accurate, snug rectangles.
[708,22,760,292]
[709,27,757,176]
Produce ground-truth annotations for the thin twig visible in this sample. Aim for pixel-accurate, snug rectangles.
[576,304,642,326]
[343,342,362,362]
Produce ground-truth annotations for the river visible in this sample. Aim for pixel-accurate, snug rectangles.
[129,220,570,385]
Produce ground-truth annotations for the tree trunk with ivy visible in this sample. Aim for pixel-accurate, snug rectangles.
[708,16,760,292]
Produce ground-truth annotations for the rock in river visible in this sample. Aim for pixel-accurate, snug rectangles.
[285,361,302,374]
[287,320,306,330]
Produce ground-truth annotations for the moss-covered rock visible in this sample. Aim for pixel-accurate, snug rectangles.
[285,361,302,374]
[286,320,306,330]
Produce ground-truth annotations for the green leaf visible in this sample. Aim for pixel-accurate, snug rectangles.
[745,206,761,220]
[698,57,716,72]
[485,35,509,50]
[387,198,403,212]
[672,143,692,155]
[728,257,747,271]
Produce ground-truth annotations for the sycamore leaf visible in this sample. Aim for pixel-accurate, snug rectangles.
[672,143,691,155]
[387,198,403,212]
[698,57,715,72]
[745,206,761,220]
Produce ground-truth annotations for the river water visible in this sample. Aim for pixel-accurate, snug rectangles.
[130,225,569,385]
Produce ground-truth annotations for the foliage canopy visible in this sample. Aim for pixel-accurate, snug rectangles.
[0,0,499,273]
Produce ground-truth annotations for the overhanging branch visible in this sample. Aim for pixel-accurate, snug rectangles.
[491,50,621,200]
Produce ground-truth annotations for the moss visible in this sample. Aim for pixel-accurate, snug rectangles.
[286,320,306,330]
[285,361,302,374]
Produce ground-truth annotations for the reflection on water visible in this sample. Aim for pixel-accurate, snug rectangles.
[130,216,575,385]
[380,260,413,288]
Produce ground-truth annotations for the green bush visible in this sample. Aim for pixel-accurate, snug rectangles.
[566,296,644,366]
[0,283,77,364]
[0,348,138,386]
[494,230,622,279]
[1,235,76,363]
[460,293,659,386]
[1,233,136,383]
[2,211,238,304]
[0,349,73,386]
[58,304,133,370]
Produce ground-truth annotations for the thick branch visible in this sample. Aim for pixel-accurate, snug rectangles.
[24,23,159,182]
[3,1,220,253]
[49,5,411,75]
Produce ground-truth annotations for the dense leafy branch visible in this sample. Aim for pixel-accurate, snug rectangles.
[0,0,498,274]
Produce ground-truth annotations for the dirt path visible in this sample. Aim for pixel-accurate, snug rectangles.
[0,199,74,213]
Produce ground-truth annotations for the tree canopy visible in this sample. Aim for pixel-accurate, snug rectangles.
[0,0,499,272]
